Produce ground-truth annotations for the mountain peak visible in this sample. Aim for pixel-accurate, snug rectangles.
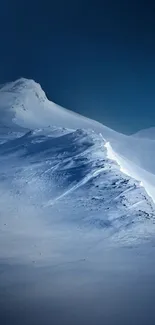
[0,77,44,95]
[0,78,47,108]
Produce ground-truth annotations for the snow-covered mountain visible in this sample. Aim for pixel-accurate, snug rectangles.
[1,78,155,201]
[2,78,155,325]
[0,77,155,261]
[0,125,155,265]
[0,78,114,134]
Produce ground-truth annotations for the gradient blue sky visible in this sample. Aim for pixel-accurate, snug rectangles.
[0,0,155,133]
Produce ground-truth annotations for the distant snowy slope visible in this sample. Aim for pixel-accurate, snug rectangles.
[133,127,155,140]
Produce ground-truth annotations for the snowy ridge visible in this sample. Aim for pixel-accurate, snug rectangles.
[0,127,155,264]
[104,141,155,203]
[1,78,155,206]
[0,78,155,262]
[0,78,118,135]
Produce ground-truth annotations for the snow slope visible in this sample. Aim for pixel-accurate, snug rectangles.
[0,78,115,135]
[0,77,154,253]
[1,78,155,325]
[1,78,155,203]
[133,127,155,140]
[0,126,155,265]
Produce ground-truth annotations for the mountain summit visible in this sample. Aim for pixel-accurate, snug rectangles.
[0,78,114,134]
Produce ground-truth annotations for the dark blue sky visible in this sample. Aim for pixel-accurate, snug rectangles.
[1,0,155,133]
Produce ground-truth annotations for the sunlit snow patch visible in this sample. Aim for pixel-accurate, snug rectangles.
[104,141,155,204]
[104,141,133,176]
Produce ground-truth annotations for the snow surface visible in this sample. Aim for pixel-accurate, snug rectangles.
[0,77,155,261]
[1,78,155,325]
[133,127,155,139]
[1,78,155,203]
[0,125,155,264]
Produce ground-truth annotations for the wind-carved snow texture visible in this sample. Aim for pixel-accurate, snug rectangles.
[0,78,155,266]
[1,78,155,201]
